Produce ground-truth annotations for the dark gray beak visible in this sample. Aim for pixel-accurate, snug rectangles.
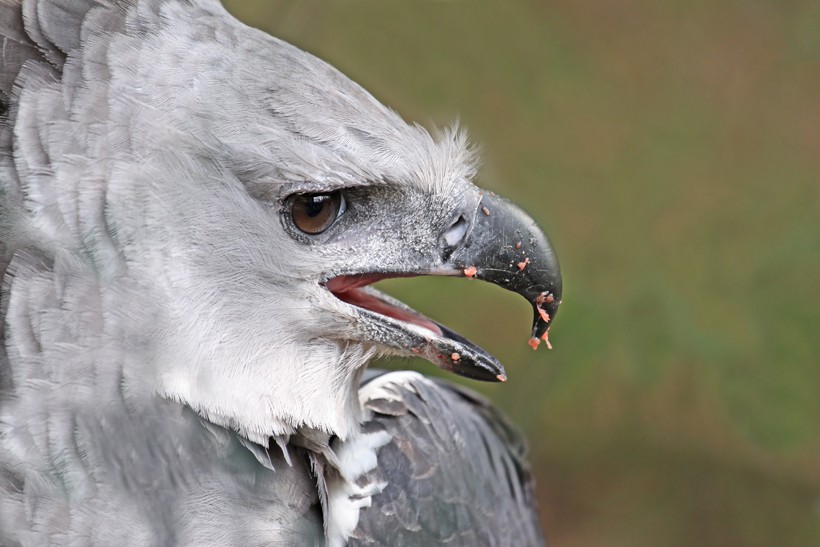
[446,192,562,350]
[325,191,561,384]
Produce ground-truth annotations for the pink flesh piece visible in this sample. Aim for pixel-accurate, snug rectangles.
[327,274,443,336]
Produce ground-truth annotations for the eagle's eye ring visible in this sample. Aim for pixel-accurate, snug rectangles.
[290,191,346,234]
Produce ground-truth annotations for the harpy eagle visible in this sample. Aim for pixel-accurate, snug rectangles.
[0,0,562,545]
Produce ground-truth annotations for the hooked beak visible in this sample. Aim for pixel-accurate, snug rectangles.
[447,192,562,344]
[326,191,562,383]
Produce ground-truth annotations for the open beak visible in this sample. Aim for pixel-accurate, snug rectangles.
[326,192,562,383]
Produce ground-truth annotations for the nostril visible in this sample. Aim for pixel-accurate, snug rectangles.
[441,215,469,249]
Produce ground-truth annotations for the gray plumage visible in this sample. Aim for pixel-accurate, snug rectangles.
[353,371,543,546]
[1,0,555,545]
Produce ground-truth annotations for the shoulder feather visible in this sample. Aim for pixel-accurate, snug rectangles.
[353,370,546,546]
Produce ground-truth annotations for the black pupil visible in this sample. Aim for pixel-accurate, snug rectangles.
[305,195,329,217]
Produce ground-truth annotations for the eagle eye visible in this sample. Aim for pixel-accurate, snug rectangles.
[291,191,346,234]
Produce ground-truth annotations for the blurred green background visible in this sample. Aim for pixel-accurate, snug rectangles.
[224,1,819,544]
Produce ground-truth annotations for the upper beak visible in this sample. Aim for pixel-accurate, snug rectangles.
[446,192,562,347]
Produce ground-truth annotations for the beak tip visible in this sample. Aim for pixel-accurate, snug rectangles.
[532,289,561,339]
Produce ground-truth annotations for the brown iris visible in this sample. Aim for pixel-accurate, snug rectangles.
[291,191,345,234]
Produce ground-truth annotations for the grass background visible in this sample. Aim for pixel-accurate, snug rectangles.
[223,1,820,544]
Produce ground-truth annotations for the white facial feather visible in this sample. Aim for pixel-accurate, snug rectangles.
[1,0,480,443]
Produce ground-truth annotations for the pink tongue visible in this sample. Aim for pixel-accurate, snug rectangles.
[328,276,443,336]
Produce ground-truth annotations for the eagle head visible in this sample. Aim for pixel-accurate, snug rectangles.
[8,2,561,445]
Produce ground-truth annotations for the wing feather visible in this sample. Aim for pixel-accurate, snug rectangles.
[353,371,546,546]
